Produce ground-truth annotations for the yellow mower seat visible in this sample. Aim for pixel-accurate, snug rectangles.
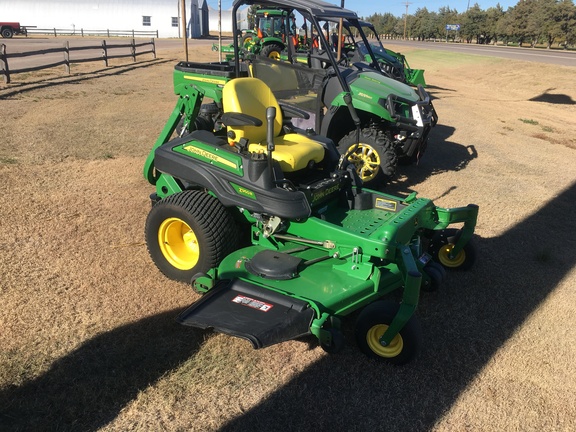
[223,77,325,172]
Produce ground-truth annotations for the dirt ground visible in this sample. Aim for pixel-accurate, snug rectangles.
[1,43,575,431]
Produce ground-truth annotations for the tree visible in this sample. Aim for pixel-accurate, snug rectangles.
[460,3,489,43]
[437,6,460,42]
[410,8,440,40]
[485,4,506,44]
[554,0,576,48]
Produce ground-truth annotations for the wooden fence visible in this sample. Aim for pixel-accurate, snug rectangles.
[24,27,159,38]
[0,39,156,84]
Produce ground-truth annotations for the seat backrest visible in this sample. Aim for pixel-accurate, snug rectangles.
[222,77,283,144]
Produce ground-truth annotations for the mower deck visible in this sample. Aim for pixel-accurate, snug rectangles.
[177,278,315,348]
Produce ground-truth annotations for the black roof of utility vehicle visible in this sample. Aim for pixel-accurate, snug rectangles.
[232,0,359,20]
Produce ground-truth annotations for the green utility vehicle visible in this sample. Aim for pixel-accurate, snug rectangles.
[143,0,478,364]
[344,21,426,87]
[211,1,437,188]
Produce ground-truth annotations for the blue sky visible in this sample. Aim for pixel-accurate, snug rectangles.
[337,0,518,18]
[209,0,518,19]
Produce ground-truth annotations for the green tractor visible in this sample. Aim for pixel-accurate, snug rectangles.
[215,8,296,60]
[143,0,478,364]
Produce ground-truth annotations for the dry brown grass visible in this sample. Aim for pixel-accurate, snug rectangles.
[1,43,575,432]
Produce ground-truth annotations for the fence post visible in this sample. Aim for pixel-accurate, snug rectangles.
[131,39,136,62]
[102,40,108,67]
[151,38,156,59]
[53,28,57,37]
[107,29,110,38]
[1,44,10,84]
[64,41,70,74]
[81,28,84,37]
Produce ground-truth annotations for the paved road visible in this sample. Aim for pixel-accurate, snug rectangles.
[384,40,576,67]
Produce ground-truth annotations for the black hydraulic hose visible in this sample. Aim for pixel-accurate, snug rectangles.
[266,106,276,178]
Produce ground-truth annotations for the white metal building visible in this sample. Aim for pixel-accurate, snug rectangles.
[0,0,221,38]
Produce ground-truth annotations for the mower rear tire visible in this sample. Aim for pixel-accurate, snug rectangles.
[355,301,422,365]
[429,228,476,271]
[145,190,239,283]
[339,127,397,188]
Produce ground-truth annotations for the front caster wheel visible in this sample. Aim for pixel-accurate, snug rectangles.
[355,301,422,365]
[421,261,447,292]
[429,228,476,271]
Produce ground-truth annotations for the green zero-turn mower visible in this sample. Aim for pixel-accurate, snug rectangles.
[207,0,437,189]
[143,2,478,365]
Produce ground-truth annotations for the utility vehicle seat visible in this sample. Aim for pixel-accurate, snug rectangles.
[222,77,325,172]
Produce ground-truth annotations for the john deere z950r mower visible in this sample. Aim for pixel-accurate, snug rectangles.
[143,0,477,364]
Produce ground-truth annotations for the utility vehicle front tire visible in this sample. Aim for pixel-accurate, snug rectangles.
[428,228,476,271]
[339,128,397,188]
[145,190,239,283]
[260,43,283,60]
[355,301,422,365]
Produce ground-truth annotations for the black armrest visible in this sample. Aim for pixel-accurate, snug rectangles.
[279,103,310,119]
[221,112,263,127]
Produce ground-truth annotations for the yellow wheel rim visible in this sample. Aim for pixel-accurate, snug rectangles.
[438,244,466,268]
[268,50,281,60]
[366,324,403,358]
[346,143,381,182]
[158,217,200,270]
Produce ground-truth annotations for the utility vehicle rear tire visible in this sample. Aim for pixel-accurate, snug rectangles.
[355,301,422,365]
[145,190,239,283]
[429,228,476,271]
[260,43,283,60]
[339,128,397,188]
[1,28,14,38]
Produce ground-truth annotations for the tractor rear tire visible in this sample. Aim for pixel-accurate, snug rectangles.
[355,301,422,365]
[260,43,283,60]
[339,127,397,188]
[145,190,239,283]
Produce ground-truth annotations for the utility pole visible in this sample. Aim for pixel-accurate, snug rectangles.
[402,1,412,41]
[337,0,344,61]
[218,0,222,62]
[181,0,189,61]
